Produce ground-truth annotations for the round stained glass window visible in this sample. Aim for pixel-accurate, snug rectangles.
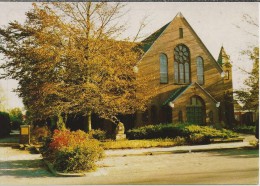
[174,45,189,63]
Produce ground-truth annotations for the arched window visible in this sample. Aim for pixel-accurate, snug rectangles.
[196,56,204,85]
[186,96,206,124]
[160,53,168,83]
[225,70,229,80]
[174,44,190,84]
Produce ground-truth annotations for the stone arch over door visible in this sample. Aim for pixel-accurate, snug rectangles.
[186,95,206,125]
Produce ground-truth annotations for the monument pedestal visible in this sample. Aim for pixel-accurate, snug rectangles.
[115,134,126,140]
[115,122,126,140]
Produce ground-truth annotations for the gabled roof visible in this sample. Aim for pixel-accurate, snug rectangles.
[140,22,170,53]
[162,82,217,106]
[139,12,223,73]
[162,85,190,106]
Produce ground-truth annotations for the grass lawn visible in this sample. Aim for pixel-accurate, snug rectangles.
[101,138,186,149]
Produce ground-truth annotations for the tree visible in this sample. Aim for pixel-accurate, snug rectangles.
[9,107,23,129]
[234,47,259,112]
[0,2,156,131]
[0,111,11,137]
[0,85,8,111]
[234,14,258,113]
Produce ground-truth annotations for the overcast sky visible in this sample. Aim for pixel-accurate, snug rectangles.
[0,2,258,109]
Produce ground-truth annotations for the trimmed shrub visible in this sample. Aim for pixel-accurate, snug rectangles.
[0,112,11,137]
[42,129,104,173]
[188,133,210,145]
[126,123,188,140]
[232,125,256,134]
[126,123,238,145]
[88,129,106,141]
[31,126,51,144]
[185,125,237,139]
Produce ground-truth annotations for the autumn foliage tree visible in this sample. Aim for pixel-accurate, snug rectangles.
[0,2,156,131]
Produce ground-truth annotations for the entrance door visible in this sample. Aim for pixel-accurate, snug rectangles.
[186,96,205,124]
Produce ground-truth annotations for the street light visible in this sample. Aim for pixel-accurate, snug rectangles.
[133,66,139,73]
[168,102,174,108]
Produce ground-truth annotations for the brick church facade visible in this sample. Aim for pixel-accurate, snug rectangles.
[133,12,234,128]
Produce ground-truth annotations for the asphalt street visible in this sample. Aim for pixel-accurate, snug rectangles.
[0,146,258,185]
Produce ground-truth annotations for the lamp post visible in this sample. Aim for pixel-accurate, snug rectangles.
[133,66,139,73]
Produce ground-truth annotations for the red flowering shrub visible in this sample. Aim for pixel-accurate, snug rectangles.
[43,129,104,173]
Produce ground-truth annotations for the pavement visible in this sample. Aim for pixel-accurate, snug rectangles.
[105,141,255,157]
[0,135,258,185]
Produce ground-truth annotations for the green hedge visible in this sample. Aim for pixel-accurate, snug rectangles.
[126,123,188,140]
[233,125,256,134]
[126,123,238,144]
[0,112,11,137]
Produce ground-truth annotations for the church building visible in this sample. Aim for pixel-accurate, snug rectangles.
[133,12,234,128]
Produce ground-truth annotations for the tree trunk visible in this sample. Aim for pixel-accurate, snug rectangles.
[84,110,92,132]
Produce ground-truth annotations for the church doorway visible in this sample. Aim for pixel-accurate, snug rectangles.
[186,96,205,124]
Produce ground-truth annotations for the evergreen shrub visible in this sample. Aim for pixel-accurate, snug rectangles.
[232,125,256,134]
[88,129,106,141]
[0,112,11,137]
[126,123,238,144]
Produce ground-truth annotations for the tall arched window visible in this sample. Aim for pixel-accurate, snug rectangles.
[174,44,190,84]
[196,56,204,85]
[160,53,168,83]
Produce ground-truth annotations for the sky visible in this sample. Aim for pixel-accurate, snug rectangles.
[0,2,259,110]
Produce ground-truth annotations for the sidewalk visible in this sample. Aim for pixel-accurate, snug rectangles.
[105,141,255,157]
[106,134,257,157]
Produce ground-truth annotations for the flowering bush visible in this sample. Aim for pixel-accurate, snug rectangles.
[43,129,104,173]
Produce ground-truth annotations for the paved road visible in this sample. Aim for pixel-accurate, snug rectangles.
[0,147,258,185]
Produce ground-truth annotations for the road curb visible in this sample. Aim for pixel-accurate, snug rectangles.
[0,143,20,147]
[105,143,255,157]
[43,159,86,177]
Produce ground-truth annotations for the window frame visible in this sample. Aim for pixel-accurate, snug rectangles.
[179,28,183,39]
[159,53,169,84]
[196,56,204,85]
[225,70,229,80]
[174,44,190,84]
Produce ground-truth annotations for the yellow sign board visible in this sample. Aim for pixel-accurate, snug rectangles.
[21,128,29,135]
